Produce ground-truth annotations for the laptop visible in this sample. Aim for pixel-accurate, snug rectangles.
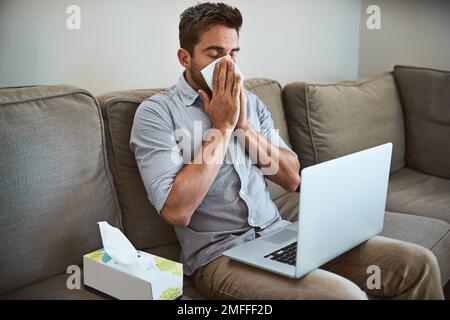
[223,143,392,278]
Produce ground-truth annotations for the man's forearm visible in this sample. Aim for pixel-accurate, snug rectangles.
[161,128,232,227]
[236,124,300,192]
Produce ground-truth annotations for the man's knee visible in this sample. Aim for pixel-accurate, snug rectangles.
[300,269,368,300]
[408,245,441,281]
[327,278,368,300]
[394,242,440,279]
[382,240,442,298]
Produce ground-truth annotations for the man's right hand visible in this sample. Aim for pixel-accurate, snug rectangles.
[198,56,242,131]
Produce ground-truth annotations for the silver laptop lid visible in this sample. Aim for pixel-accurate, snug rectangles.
[295,143,392,278]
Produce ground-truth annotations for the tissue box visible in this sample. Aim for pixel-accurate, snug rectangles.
[83,249,183,300]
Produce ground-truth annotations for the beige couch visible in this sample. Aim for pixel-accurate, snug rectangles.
[0,65,449,299]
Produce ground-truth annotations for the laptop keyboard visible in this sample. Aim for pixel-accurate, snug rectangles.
[264,242,297,266]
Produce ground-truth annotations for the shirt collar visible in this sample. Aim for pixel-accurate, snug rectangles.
[176,71,200,107]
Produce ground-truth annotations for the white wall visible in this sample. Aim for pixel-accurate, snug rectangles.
[0,0,362,95]
[359,0,450,77]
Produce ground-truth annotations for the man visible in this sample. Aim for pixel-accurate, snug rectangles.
[130,2,443,299]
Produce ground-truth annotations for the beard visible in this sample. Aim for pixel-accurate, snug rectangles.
[189,60,213,98]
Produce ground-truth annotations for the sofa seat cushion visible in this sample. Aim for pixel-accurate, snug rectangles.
[0,271,106,300]
[0,85,121,295]
[387,167,450,224]
[2,212,447,299]
[0,267,203,300]
[1,243,204,300]
[380,211,450,285]
[283,73,406,173]
[393,65,450,179]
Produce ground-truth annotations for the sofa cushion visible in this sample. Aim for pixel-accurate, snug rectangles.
[0,271,106,300]
[387,167,450,224]
[97,78,292,250]
[380,211,450,285]
[2,212,447,299]
[283,73,405,172]
[97,89,177,251]
[393,65,450,179]
[0,85,121,295]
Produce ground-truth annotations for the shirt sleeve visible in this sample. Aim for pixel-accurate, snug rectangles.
[253,93,298,159]
[129,99,184,214]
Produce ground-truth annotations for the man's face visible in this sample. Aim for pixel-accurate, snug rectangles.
[187,24,240,96]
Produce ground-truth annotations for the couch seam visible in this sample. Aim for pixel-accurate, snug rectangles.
[430,229,450,251]
[303,72,392,89]
[98,89,164,106]
[0,89,94,107]
[394,65,450,74]
[245,79,279,91]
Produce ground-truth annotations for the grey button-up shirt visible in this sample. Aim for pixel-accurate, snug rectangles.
[130,72,296,275]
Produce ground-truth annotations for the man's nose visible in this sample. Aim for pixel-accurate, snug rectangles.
[219,54,236,64]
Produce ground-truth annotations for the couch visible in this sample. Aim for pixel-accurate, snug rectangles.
[1,65,449,299]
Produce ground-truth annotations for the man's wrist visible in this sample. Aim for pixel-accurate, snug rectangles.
[212,123,235,134]
[235,121,251,131]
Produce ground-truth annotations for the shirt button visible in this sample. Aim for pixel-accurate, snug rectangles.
[240,190,246,197]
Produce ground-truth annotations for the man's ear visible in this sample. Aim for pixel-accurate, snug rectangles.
[177,48,191,69]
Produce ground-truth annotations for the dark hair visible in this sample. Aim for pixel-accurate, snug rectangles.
[179,2,243,56]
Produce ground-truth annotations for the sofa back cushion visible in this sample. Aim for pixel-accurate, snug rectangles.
[283,73,406,173]
[97,78,292,252]
[98,89,178,252]
[0,85,121,295]
[393,65,450,179]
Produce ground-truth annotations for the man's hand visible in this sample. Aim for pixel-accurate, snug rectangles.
[198,56,241,131]
[236,83,249,130]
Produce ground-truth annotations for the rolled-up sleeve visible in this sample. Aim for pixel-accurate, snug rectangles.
[130,100,184,214]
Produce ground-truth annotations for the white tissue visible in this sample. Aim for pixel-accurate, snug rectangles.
[98,221,158,273]
[201,55,244,91]
[98,221,139,265]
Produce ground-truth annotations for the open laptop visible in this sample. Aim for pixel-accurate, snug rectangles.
[223,143,392,278]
